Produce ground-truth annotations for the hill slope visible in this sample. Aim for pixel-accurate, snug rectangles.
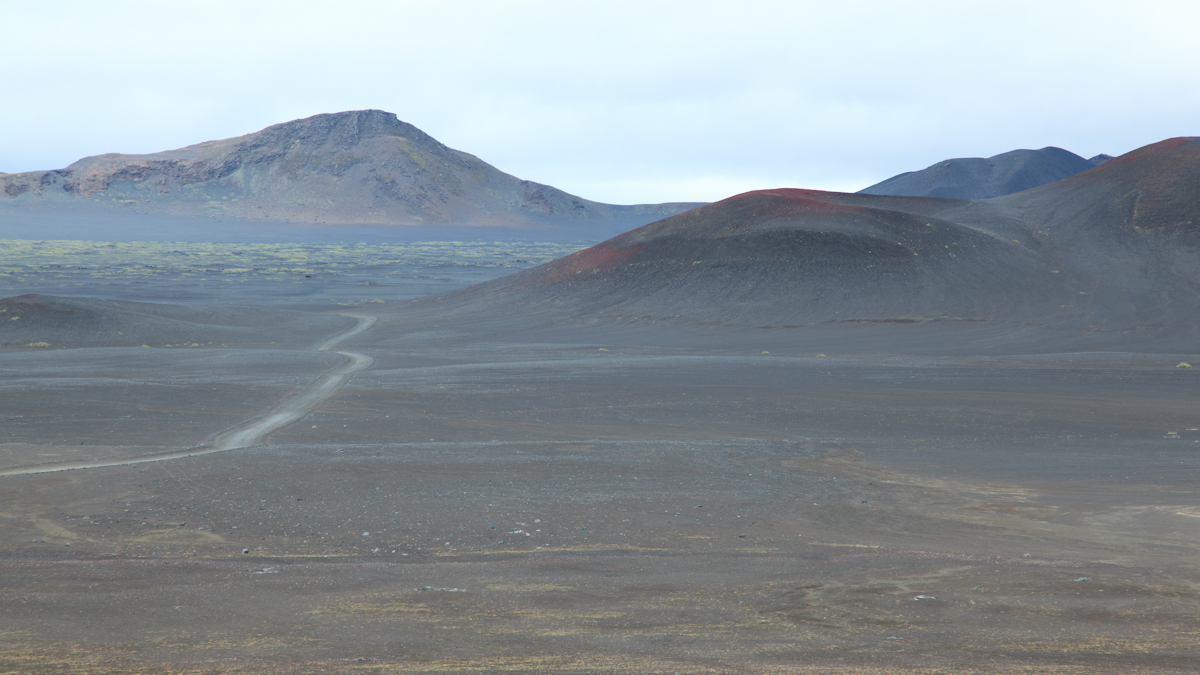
[427,138,1200,353]
[860,147,1110,199]
[0,294,350,350]
[445,189,1059,326]
[0,110,700,230]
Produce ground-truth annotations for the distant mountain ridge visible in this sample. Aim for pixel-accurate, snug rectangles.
[860,147,1111,199]
[0,110,701,230]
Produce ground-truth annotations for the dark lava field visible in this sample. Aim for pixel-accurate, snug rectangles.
[1,138,1199,674]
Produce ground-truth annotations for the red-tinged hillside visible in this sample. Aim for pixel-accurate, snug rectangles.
[439,188,1061,328]
[999,137,1200,243]
[389,138,1200,354]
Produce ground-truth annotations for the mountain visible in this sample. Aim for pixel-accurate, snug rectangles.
[0,110,701,230]
[442,189,1058,327]
[859,147,1111,199]
[991,138,1200,244]
[428,138,1200,353]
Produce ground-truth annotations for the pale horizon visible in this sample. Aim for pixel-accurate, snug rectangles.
[3,0,1198,204]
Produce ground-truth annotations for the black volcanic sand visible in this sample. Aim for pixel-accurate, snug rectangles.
[0,346,345,467]
[3,140,1200,673]
[2,299,1198,674]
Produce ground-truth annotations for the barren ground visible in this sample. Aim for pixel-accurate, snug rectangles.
[1,237,1198,674]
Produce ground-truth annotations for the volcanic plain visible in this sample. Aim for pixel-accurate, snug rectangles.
[2,139,1199,674]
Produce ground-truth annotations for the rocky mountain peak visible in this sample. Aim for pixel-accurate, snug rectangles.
[243,109,438,150]
[0,110,700,230]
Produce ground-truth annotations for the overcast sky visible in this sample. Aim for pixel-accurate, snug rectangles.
[3,1,1198,204]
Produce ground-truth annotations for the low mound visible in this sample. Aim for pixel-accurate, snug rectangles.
[441,189,1060,328]
[0,295,351,350]
[860,147,1105,199]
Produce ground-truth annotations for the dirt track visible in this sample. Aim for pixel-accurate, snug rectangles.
[0,315,375,478]
[2,299,1197,673]
[4,136,1200,673]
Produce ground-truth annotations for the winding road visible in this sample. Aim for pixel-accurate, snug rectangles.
[0,315,376,477]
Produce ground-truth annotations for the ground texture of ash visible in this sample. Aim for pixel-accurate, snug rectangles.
[3,311,1198,673]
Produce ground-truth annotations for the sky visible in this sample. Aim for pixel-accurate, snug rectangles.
[2,1,1199,205]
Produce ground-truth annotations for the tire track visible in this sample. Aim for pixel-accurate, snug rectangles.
[0,315,376,477]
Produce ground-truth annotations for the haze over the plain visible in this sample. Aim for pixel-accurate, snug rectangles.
[3,1,1198,205]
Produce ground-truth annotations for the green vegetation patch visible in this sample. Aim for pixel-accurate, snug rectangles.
[0,238,586,302]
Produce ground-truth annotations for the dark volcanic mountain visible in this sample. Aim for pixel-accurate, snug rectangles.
[445,189,1060,327]
[860,147,1111,199]
[434,137,1200,353]
[0,110,700,229]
